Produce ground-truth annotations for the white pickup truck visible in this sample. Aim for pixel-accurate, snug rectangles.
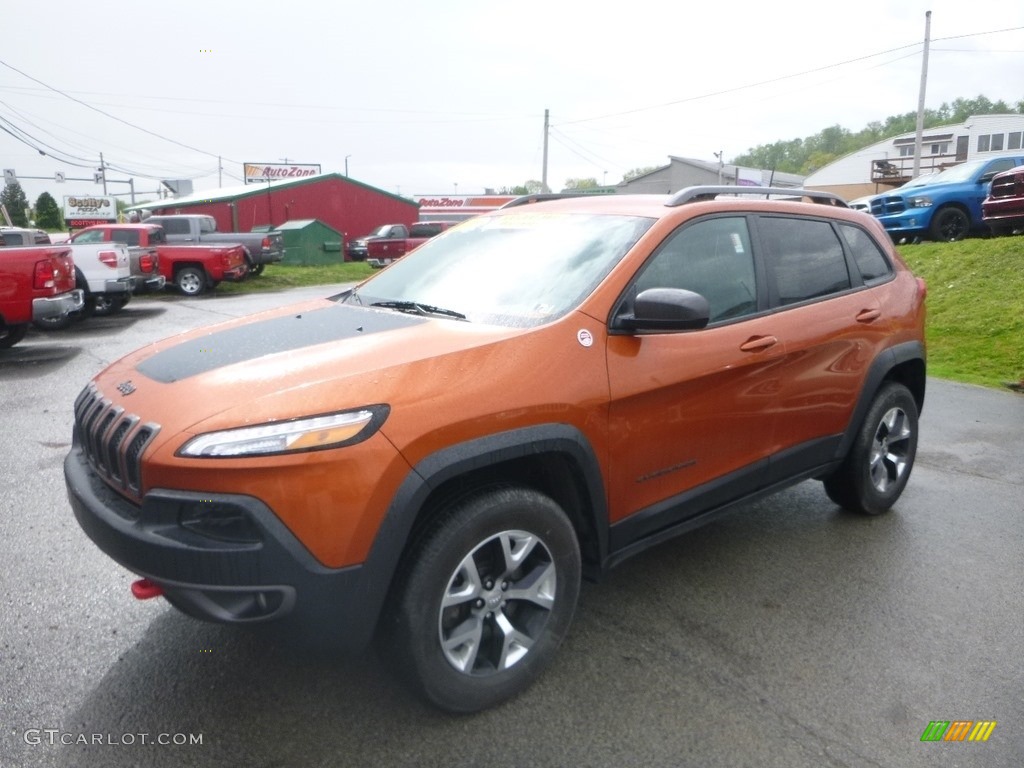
[33,240,134,329]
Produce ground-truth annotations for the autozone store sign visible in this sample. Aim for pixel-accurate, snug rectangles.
[416,195,517,214]
[63,195,116,227]
[244,162,322,183]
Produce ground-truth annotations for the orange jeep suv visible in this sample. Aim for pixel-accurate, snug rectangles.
[65,187,927,712]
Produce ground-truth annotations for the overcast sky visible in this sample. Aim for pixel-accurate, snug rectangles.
[2,0,1023,206]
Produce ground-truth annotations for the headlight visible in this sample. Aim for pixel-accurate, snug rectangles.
[178,406,389,457]
[908,196,933,208]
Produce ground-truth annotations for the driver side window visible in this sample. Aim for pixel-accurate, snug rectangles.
[634,217,757,323]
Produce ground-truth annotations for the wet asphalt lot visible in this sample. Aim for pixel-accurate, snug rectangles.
[1,285,1022,767]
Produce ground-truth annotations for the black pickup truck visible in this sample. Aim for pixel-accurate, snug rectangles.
[145,214,284,276]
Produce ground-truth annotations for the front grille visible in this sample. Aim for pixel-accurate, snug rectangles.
[988,174,1021,200]
[870,196,907,216]
[73,384,159,497]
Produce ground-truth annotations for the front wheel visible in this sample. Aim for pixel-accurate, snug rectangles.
[383,487,581,713]
[0,323,29,348]
[175,267,207,296]
[929,207,969,242]
[824,382,919,515]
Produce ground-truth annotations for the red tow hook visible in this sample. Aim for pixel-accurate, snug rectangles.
[130,578,164,600]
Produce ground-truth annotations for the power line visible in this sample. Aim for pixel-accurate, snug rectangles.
[0,58,242,164]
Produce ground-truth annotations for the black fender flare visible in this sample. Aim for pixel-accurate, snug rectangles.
[348,424,608,645]
[834,340,926,460]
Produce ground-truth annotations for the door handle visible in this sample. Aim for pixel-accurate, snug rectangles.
[739,335,778,352]
[856,308,881,323]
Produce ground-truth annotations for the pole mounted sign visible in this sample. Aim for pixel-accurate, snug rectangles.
[243,162,321,184]
[63,195,116,228]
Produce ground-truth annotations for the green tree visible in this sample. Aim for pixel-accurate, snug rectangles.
[622,166,660,182]
[563,177,599,190]
[498,180,544,195]
[34,191,64,230]
[1,181,30,226]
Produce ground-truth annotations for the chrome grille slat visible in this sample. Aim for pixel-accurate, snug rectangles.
[73,384,159,497]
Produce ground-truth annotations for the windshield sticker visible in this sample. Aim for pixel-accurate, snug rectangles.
[577,329,594,348]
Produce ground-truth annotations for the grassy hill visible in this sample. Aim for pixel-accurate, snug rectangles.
[898,236,1023,389]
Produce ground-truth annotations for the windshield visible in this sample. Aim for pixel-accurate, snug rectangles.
[343,212,653,328]
[928,160,987,184]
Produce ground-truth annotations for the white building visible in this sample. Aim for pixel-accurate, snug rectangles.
[805,114,1024,201]
[616,156,804,194]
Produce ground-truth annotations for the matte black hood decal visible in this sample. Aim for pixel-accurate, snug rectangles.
[137,303,426,383]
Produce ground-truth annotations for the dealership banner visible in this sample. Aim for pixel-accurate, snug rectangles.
[63,195,116,227]
[244,162,322,184]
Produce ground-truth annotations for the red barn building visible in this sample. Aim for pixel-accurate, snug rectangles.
[129,173,418,249]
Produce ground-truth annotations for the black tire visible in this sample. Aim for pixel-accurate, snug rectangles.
[32,313,73,331]
[824,382,919,515]
[929,207,969,242]
[988,224,1013,237]
[91,294,130,316]
[0,323,29,348]
[175,267,207,296]
[248,263,265,277]
[382,487,581,713]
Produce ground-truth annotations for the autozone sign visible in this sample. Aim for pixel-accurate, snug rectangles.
[244,163,322,183]
[64,195,115,222]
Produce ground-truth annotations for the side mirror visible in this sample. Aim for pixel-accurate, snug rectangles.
[615,288,710,332]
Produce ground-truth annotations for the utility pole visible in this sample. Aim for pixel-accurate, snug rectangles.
[912,10,931,179]
[218,156,223,188]
[542,109,550,193]
[99,152,107,194]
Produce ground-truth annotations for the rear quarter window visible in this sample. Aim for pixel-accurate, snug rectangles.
[838,224,892,283]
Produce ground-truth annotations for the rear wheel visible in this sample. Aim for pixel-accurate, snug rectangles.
[929,207,969,241]
[0,323,29,348]
[824,382,919,515]
[32,313,74,331]
[383,487,581,713]
[91,294,130,316]
[175,267,207,296]
[248,263,265,277]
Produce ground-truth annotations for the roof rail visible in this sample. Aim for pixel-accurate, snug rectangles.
[666,186,848,208]
[500,192,594,209]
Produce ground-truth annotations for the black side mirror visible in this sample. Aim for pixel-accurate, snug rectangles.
[615,288,710,332]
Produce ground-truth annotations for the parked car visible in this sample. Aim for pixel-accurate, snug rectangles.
[72,224,247,296]
[144,215,283,276]
[0,243,83,347]
[30,241,134,329]
[70,225,165,296]
[868,156,1024,241]
[0,226,53,246]
[346,223,411,261]
[981,165,1024,235]
[366,221,461,268]
[65,187,926,713]
[849,173,939,213]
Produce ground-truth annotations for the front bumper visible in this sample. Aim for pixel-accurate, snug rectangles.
[103,278,134,295]
[875,210,929,237]
[64,448,376,649]
[222,264,248,282]
[131,274,167,293]
[33,289,85,321]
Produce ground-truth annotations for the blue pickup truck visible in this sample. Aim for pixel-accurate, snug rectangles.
[869,155,1024,241]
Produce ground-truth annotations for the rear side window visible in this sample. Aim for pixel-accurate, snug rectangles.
[838,224,892,283]
[72,230,105,244]
[759,217,851,305]
[635,216,757,323]
[199,218,217,234]
[2,232,25,245]
[410,223,442,237]
[110,230,141,246]
[157,218,191,235]
[148,228,167,244]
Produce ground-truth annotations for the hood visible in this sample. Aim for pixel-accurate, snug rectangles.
[94,298,525,449]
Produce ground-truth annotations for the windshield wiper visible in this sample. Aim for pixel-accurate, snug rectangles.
[370,300,467,321]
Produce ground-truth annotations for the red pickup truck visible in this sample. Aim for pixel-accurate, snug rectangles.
[366,221,460,268]
[71,224,248,295]
[0,243,84,348]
